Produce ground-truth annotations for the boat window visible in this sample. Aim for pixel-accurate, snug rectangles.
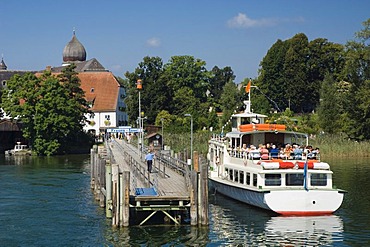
[241,117,250,125]
[229,169,233,181]
[240,171,244,184]
[253,174,257,187]
[311,174,327,186]
[225,168,229,178]
[232,118,237,128]
[286,173,304,186]
[234,170,239,182]
[246,172,251,185]
[265,174,281,186]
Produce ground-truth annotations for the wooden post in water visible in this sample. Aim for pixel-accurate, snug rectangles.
[112,163,119,227]
[99,159,106,208]
[119,173,123,227]
[94,158,100,200]
[90,146,96,189]
[193,151,199,172]
[190,170,198,225]
[199,163,209,225]
[121,171,130,227]
[106,161,112,218]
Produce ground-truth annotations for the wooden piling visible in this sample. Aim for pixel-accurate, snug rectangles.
[122,171,130,227]
[199,163,209,225]
[193,151,199,172]
[105,161,112,218]
[98,159,106,207]
[190,170,198,226]
[112,163,119,227]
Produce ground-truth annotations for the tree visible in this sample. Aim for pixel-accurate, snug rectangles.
[317,74,340,134]
[259,39,289,111]
[307,39,345,111]
[1,65,91,155]
[284,33,310,113]
[342,18,370,140]
[209,66,235,111]
[219,81,240,131]
[2,73,41,144]
[163,55,211,106]
[124,56,167,125]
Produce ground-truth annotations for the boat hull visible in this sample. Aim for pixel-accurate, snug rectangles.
[209,178,270,210]
[209,177,344,216]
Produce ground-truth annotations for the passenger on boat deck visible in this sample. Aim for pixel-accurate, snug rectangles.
[266,143,272,152]
[304,145,314,159]
[241,144,248,158]
[248,145,261,159]
[283,144,293,159]
[279,147,286,159]
[293,144,303,160]
[270,145,280,159]
[260,145,269,160]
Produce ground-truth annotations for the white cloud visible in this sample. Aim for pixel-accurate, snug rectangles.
[227,13,278,28]
[146,37,161,47]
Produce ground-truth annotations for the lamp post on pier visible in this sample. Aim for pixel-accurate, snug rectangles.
[160,118,164,151]
[184,113,193,169]
[137,79,143,157]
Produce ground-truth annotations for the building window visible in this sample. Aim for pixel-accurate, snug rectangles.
[90,88,94,92]
[2,80,6,86]
[105,115,110,120]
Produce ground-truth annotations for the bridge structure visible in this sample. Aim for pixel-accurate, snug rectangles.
[90,138,209,227]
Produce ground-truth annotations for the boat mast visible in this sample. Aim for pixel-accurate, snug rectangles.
[244,80,252,113]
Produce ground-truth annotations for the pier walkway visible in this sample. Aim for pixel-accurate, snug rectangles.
[109,139,189,197]
[90,138,209,227]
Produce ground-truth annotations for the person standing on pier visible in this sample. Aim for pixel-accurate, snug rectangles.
[145,150,155,173]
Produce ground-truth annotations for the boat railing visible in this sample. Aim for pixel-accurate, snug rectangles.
[210,134,228,143]
[227,149,320,161]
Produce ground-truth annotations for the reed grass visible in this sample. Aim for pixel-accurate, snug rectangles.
[310,134,370,158]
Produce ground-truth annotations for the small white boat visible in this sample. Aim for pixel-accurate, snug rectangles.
[5,142,32,156]
[207,85,345,216]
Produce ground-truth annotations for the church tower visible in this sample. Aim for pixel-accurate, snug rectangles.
[62,30,87,65]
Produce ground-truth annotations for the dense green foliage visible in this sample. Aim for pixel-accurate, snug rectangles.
[121,19,370,145]
[1,19,370,156]
[1,65,92,155]
[124,55,236,133]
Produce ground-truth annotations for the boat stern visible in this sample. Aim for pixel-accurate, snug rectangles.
[264,190,345,216]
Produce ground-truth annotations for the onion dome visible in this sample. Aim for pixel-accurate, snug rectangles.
[0,56,7,70]
[62,31,87,64]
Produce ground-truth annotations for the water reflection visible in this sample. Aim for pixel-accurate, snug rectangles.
[264,215,343,246]
[105,225,210,246]
[3,155,34,166]
[209,193,344,246]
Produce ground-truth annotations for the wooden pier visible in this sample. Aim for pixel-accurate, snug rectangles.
[90,138,209,227]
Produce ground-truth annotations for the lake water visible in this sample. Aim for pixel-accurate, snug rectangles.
[0,155,369,246]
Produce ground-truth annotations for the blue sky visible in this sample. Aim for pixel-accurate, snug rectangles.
[1,0,369,82]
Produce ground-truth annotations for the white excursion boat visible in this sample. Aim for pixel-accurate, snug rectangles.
[208,86,345,216]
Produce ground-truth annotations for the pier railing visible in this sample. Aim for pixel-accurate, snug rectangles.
[90,139,208,227]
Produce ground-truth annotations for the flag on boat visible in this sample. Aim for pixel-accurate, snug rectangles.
[245,80,251,93]
[303,160,309,191]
